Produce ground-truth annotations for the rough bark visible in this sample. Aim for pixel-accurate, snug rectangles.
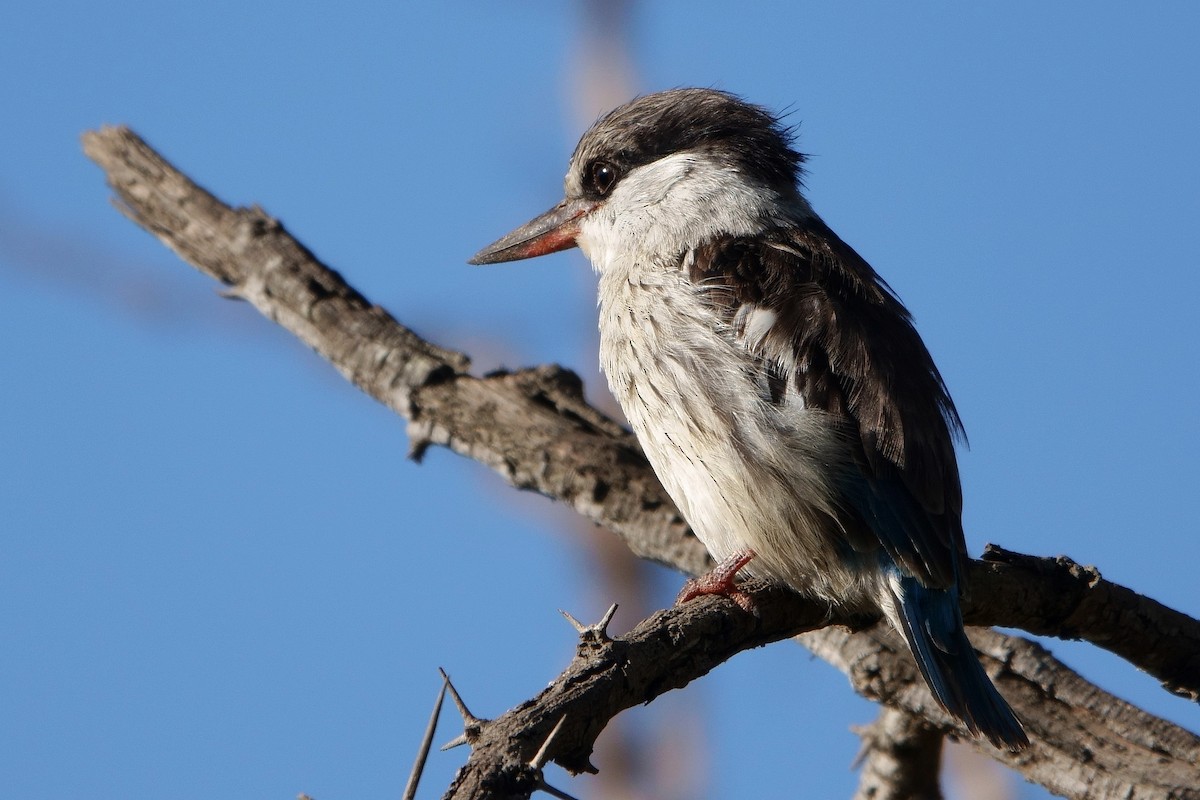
[851,707,944,800]
[83,125,1200,799]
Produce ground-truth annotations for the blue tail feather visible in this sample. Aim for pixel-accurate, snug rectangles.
[890,573,1029,750]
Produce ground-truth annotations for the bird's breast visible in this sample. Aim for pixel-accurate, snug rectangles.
[595,264,868,599]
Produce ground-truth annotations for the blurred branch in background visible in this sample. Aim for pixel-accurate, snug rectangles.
[0,195,254,335]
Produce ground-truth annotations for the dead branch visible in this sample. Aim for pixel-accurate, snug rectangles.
[851,707,944,800]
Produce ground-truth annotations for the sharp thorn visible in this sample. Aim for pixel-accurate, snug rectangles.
[402,676,448,800]
[438,667,483,726]
[559,609,587,633]
[596,603,619,634]
[529,714,568,770]
[537,779,581,800]
[440,733,469,752]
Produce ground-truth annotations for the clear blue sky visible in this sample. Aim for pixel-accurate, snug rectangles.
[3,3,1197,798]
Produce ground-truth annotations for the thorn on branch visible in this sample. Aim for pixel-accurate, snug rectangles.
[402,675,449,800]
[559,604,618,644]
[530,715,568,770]
[536,780,581,800]
[439,733,469,752]
[530,716,579,800]
[559,609,587,634]
[438,668,488,751]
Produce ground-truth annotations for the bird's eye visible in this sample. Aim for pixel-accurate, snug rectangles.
[588,161,618,195]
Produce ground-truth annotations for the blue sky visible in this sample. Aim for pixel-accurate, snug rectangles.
[3,3,1198,798]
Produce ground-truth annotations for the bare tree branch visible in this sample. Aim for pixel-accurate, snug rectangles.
[971,545,1200,702]
[851,707,944,800]
[804,625,1200,799]
[82,125,1200,800]
[436,583,1200,800]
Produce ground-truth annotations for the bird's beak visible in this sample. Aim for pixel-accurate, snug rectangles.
[468,197,598,265]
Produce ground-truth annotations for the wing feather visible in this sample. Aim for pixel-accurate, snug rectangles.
[688,220,967,588]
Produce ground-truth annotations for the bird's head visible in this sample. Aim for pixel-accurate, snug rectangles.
[468,88,810,270]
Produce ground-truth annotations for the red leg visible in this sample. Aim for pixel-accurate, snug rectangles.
[676,548,757,612]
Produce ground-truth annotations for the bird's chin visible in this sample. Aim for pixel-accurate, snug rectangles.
[573,232,611,275]
[575,234,594,262]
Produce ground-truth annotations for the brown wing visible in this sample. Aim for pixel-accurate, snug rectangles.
[688,218,967,588]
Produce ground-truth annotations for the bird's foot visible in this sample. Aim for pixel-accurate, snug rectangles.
[676,549,758,612]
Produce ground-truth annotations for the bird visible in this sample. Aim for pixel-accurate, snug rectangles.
[469,87,1028,750]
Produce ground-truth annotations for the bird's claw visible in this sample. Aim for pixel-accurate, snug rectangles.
[676,548,758,612]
